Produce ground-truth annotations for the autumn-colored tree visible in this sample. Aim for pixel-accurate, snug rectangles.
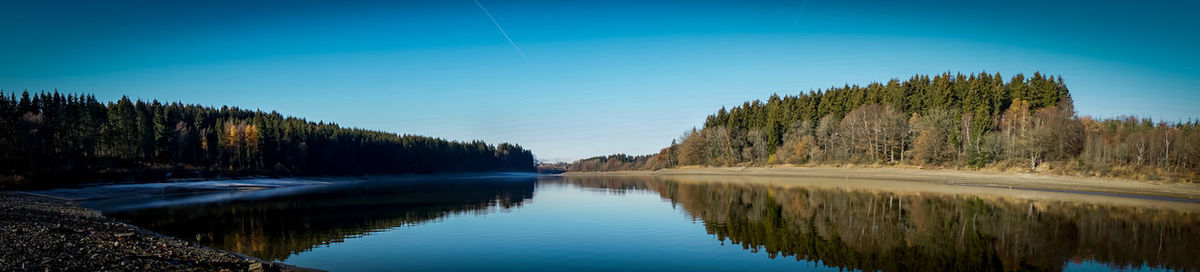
[774,120,815,164]
[676,128,705,166]
[913,109,958,166]
[775,134,813,165]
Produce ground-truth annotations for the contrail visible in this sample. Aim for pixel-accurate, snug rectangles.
[474,0,528,61]
[792,0,809,27]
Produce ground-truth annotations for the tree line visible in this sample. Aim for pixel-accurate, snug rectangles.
[0,91,535,188]
[569,72,1199,182]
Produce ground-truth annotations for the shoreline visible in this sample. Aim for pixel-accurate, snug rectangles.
[3,168,541,191]
[23,172,541,204]
[564,166,1200,202]
[0,192,318,272]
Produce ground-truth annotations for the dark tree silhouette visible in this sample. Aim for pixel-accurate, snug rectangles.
[0,91,535,189]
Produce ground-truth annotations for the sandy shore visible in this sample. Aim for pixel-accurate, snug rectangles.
[566,166,1200,207]
[0,192,317,272]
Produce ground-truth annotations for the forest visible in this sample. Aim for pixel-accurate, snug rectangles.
[0,91,535,189]
[568,72,1200,182]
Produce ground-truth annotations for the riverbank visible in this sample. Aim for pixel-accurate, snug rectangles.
[0,192,316,271]
[565,166,1200,202]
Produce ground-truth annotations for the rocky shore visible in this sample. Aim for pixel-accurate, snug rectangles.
[0,192,311,271]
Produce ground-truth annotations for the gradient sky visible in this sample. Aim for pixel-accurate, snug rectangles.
[1,0,1197,162]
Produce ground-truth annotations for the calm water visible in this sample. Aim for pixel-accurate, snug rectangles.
[78,174,1199,272]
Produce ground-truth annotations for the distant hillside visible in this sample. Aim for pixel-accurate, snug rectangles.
[0,91,535,189]
[569,72,1199,182]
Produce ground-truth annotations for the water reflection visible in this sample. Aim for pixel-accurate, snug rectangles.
[557,175,1200,272]
[92,174,1199,271]
[100,177,536,261]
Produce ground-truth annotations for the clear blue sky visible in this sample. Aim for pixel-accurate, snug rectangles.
[1,0,1197,162]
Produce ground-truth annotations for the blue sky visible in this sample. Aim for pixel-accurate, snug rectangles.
[1,0,1197,162]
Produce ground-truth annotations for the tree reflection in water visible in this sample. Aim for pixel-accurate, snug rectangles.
[98,175,1197,271]
[556,175,1199,272]
[104,177,536,261]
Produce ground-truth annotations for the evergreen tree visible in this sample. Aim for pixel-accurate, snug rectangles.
[0,92,537,189]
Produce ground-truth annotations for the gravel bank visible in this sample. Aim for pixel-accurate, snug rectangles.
[0,192,313,271]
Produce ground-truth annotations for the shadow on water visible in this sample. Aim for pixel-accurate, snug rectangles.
[93,176,537,261]
[554,175,1200,272]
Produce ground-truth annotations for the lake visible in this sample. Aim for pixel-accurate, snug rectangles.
[75,174,1198,272]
